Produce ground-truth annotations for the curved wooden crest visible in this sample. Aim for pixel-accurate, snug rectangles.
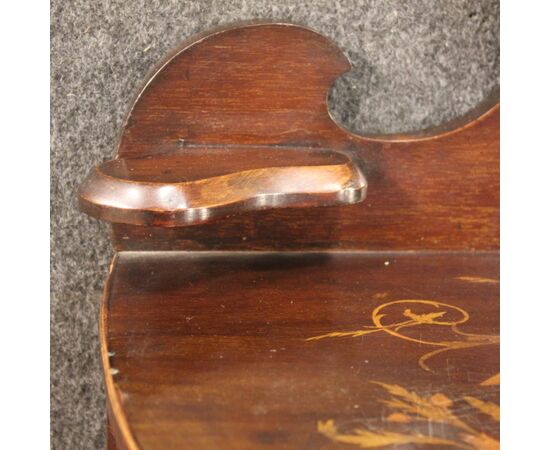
[79,22,498,251]
[117,23,352,157]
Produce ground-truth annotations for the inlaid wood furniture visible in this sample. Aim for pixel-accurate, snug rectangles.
[79,23,499,450]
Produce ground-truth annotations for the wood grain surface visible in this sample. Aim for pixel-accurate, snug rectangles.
[78,146,366,227]
[75,22,500,450]
[102,23,498,252]
[103,251,499,450]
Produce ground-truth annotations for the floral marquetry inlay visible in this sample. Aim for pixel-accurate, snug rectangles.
[307,300,499,372]
[310,299,499,449]
[318,381,500,449]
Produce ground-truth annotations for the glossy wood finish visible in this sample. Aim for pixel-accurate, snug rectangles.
[112,108,499,251]
[105,23,498,251]
[103,251,499,450]
[75,22,500,450]
[116,23,350,158]
[79,147,366,227]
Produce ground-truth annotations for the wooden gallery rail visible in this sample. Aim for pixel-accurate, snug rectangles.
[78,22,499,450]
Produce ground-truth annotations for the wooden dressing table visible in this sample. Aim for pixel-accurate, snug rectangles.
[78,23,499,450]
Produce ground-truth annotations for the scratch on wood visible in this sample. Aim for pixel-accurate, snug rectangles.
[455,276,499,284]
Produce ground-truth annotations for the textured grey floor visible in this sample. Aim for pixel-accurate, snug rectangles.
[50,1,499,448]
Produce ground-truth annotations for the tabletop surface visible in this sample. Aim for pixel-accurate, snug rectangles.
[104,251,499,450]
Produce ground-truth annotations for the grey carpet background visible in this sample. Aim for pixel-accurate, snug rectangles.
[50,1,499,448]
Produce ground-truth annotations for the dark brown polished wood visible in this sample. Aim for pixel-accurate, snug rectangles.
[77,22,499,450]
[79,146,366,227]
[108,22,498,252]
[104,251,499,450]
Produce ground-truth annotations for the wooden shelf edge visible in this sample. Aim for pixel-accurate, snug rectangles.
[78,147,367,227]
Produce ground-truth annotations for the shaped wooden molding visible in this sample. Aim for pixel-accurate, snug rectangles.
[79,146,366,226]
